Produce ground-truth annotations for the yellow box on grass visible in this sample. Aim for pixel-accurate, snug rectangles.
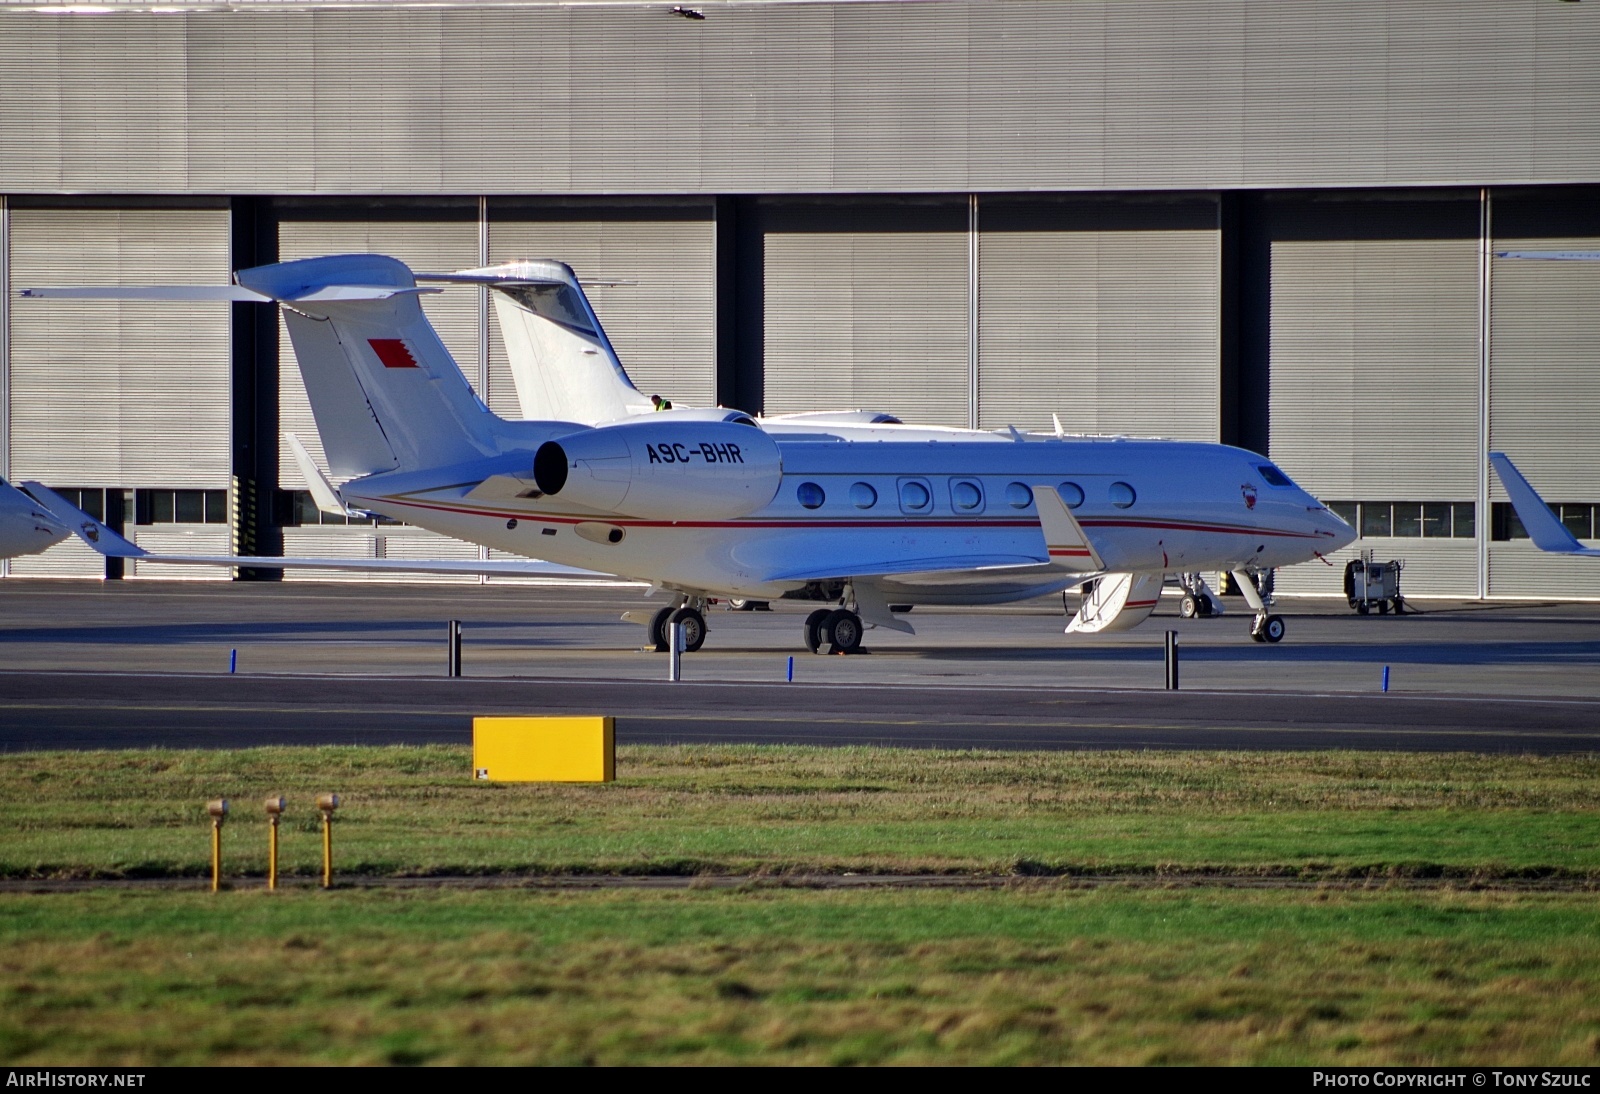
[472,716,616,782]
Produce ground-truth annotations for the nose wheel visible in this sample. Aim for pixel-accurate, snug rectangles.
[1250,613,1286,643]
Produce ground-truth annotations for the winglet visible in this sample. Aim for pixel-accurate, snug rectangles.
[1488,452,1600,556]
[285,432,354,517]
[1034,485,1104,570]
[22,483,147,559]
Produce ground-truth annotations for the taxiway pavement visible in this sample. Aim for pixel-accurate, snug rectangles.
[3,581,1599,753]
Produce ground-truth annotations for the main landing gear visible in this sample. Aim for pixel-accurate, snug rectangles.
[803,607,864,655]
[649,602,707,653]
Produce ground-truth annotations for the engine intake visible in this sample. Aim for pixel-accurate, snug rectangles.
[531,418,782,521]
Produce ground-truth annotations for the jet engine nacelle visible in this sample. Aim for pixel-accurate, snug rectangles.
[532,419,783,521]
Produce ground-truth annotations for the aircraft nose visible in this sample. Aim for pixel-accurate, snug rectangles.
[1319,505,1357,550]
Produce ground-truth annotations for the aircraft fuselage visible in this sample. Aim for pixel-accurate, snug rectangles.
[340,429,1352,602]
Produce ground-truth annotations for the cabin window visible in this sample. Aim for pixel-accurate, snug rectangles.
[850,482,878,510]
[1109,482,1136,509]
[951,480,983,512]
[899,479,933,514]
[1005,482,1033,509]
[797,482,826,510]
[1058,482,1085,509]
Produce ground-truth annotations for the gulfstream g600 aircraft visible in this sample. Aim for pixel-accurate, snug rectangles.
[22,254,1353,653]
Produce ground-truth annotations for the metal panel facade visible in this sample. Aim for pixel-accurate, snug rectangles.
[2,2,1597,196]
[758,200,969,427]
[977,198,1219,440]
[1266,199,1481,503]
[1485,191,1600,599]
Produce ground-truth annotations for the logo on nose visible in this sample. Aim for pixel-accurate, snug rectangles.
[1241,484,1258,510]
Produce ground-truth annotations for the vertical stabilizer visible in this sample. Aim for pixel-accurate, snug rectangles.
[425,261,653,425]
[237,255,501,475]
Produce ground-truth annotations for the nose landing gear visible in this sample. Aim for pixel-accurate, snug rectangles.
[1230,568,1285,644]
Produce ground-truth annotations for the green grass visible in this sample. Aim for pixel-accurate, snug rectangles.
[5,744,1600,1065]
[3,745,1599,878]
[2,886,1599,1065]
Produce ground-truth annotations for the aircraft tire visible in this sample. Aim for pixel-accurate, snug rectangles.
[1180,595,1199,619]
[670,607,707,653]
[804,609,831,654]
[650,606,675,652]
[825,609,863,654]
[1260,615,1286,643]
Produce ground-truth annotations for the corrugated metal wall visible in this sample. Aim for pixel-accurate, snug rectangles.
[1486,191,1600,598]
[1264,197,1483,598]
[6,203,231,577]
[758,199,969,428]
[486,201,716,417]
[977,197,1220,439]
[2,1,1596,197]
[1266,198,1481,501]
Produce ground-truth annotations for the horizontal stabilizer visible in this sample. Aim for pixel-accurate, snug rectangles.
[1488,452,1600,557]
[1495,251,1600,262]
[26,481,619,580]
[18,283,438,303]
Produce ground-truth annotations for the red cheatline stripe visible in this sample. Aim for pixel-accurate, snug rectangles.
[369,339,420,369]
[370,495,1323,541]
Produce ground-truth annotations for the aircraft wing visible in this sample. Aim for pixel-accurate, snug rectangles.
[1487,453,1600,557]
[761,554,1051,583]
[24,483,622,580]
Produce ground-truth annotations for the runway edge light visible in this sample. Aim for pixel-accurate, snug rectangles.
[473,716,615,783]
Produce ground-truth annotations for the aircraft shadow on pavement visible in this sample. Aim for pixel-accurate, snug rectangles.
[894,639,1600,667]
[0,619,586,646]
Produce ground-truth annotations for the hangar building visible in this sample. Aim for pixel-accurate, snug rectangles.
[2,0,1598,599]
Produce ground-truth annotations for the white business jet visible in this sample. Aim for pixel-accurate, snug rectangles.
[0,477,70,560]
[21,254,1354,653]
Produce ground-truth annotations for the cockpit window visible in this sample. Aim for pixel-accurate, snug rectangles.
[1256,464,1293,488]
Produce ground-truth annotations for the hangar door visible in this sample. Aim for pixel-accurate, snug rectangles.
[6,203,232,578]
[1265,196,1481,597]
[1486,189,1600,599]
[977,197,1221,440]
[275,203,484,581]
[757,199,970,428]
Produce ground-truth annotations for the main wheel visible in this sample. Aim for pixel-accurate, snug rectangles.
[803,609,831,654]
[650,605,675,652]
[669,607,707,652]
[824,609,863,654]
[1180,595,1199,619]
[1260,614,1286,643]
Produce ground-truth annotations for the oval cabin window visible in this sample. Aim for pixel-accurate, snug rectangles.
[1109,482,1136,509]
[797,482,826,510]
